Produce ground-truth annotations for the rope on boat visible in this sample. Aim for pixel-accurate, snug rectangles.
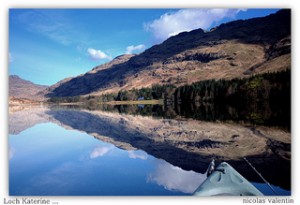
[243,157,278,195]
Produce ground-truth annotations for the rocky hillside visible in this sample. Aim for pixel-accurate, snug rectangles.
[45,9,291,98]
[9,75,48,100]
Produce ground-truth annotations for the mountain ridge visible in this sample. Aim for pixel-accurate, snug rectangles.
[14,9,292,99]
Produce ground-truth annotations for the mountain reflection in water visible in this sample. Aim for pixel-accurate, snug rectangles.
[9,105,291,195]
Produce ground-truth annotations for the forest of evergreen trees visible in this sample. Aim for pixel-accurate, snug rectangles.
[174,70,290,105]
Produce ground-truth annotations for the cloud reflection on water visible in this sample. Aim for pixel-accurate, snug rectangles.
[148,160,206,194]
[128,150,148,160]
[9,146,16,160]
[89,144,114,159]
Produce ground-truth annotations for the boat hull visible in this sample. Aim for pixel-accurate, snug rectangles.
[193,162,263,196]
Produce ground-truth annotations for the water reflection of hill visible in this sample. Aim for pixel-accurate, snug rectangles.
[9,106,291,190]
[83,101,290,131]
[9,106,50,135]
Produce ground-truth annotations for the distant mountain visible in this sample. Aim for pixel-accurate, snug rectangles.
[9,75,48,100]
[45,9,291,98]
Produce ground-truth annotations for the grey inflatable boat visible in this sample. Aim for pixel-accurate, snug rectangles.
[193,162,263,196]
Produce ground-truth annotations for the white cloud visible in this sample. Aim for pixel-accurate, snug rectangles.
[145,9,247,43]
[17,10,88,45]
[87,48,112,61]
[125,44,146,54]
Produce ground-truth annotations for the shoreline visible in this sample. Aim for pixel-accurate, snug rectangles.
[99,99,164,105]
[8,99,164,107]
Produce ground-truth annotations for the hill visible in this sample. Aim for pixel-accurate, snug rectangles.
[9,75,48,100]
[44,9,291,98]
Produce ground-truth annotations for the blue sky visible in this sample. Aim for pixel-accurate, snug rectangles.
[9,8,280,86]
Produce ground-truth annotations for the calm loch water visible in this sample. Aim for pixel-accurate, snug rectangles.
[9,105,291,196]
